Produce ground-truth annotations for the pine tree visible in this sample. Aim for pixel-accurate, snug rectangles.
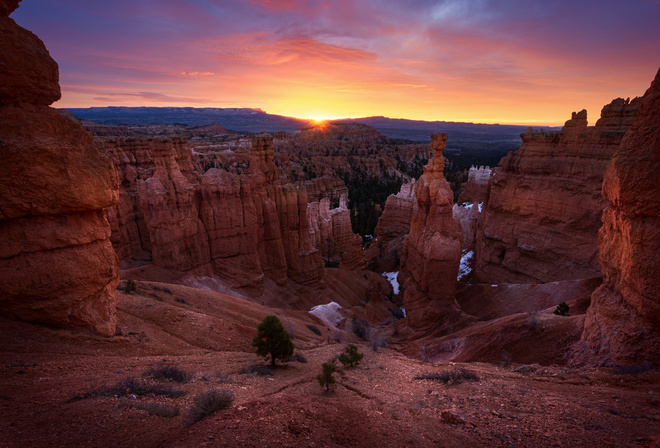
[317,362,337,392]
[338,344,364,367]
[252,315,294,367]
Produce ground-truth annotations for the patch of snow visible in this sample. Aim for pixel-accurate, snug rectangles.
[309,302,344,327]
[478,202,483,213]
[460,202,473,209]
[382,271,400,294]
[457,250,474,281]
[400,306,406,317]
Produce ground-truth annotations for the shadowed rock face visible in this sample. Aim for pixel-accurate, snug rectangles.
[0,1,119,335]
[401,133,464,329]
[475,98,641,285]
[576,68,660,366]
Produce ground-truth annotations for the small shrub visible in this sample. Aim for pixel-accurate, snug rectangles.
[339,344,364,367]
[370,333,389,352]
[80,377,185,399]
[351,319,370,340]
[317,362,337,392]
[174,297,187,304]
[553,302,570,316]
[252,315,294,367]
[124,279,137,294]
[215,371,233,383]
[284,353,308,363]
[306,324,322,336]
[186,389,234,425]
[239,364,273,376]
[118,401,179,418]
[413,368,479,385]
[144,365,192,383]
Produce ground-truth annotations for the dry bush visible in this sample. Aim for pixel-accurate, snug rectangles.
[144,365,192,383]
[239,364,273,376]
[118,400,180,418]
[414,368,479,385]
[351,319,370,340]
[186,389,234,425]
[80,377,185,399]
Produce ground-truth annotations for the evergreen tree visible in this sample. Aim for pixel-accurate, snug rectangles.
[317,362,337,392]
[338,344,364,367]
[252,315,294,367]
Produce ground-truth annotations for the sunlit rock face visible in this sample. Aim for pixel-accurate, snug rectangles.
[474,98,640,285]
[0,0,120,335]
[576,68,660,366]
[400,134,464,329]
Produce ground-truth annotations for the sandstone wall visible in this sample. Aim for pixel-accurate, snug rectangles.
[400,134,464,328]
[475,99,640,284]
[577,69,660,366]
[0,2,119,335]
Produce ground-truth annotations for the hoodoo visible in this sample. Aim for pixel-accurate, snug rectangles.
[0,0,120,335]
[400,134,464,329]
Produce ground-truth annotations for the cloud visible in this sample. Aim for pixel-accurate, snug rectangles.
[93,92,211,104]
[13,0,660,124]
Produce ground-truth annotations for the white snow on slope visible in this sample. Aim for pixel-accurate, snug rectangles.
[382,271,400,294]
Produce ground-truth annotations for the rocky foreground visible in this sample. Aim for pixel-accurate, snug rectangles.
[1,282,658,448]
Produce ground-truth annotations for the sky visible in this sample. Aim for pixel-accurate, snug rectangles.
[12,0,660,125]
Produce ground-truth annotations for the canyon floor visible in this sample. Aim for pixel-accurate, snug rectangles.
[1,281,659,448]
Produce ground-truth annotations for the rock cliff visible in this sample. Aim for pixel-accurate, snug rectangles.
[475,99,640,284]
[576,69,660,366]
[0,1,119,335]
[400,134,464,329]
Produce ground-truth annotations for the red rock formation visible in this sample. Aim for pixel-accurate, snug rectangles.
[302,176,348,203]
[400,134,464,328]
[105,133,324,295]
[458,166,492,204]
[577,69,660,366]
[475,99,641,284]
[0,2,119,335]
[365,180,417,271]
[452,202,480,250]
[308,195,366,269]
[374,181,417,245]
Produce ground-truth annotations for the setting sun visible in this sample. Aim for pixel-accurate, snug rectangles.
[13,0,660,125]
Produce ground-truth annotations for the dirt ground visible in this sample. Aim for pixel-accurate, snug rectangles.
[1,283,659,448]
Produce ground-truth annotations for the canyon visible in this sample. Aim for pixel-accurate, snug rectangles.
[1,1,659,446]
